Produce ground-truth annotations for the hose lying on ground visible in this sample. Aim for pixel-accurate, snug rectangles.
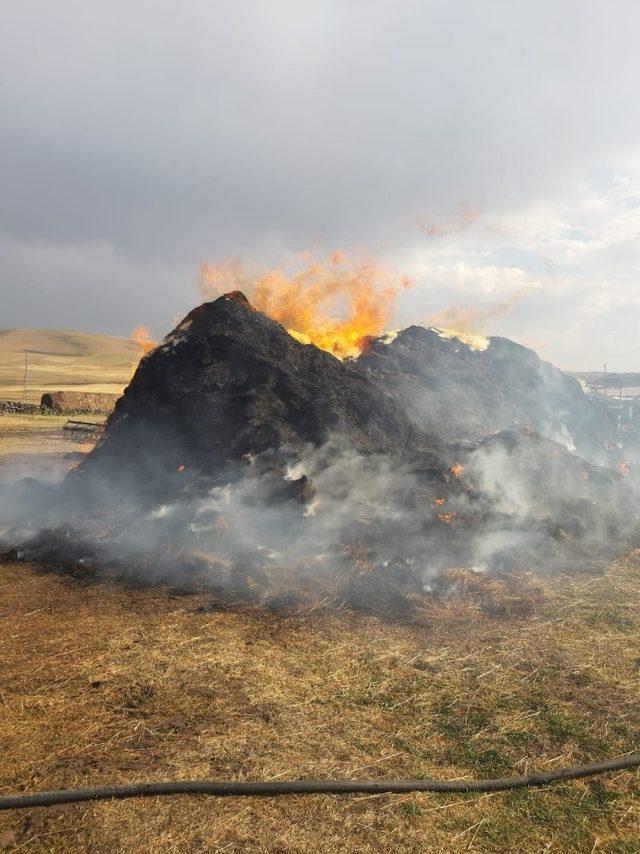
[1,753,639,810]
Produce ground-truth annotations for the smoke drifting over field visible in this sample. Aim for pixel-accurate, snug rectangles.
[1,292,637,615]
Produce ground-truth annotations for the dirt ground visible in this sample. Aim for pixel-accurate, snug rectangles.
[1,420,640,852]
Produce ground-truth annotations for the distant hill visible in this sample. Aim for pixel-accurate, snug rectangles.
[0,328,141,403]
[0,328,140,361]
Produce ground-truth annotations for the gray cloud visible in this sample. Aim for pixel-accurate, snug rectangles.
[1,1,640,356]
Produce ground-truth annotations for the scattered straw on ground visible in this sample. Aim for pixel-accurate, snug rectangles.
[1,553,640,852]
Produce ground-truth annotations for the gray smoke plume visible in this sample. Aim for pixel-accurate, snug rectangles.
[1,295,637,616]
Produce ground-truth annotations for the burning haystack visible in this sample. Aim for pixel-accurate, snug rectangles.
[2,292,636,613]
[77,292,446,500]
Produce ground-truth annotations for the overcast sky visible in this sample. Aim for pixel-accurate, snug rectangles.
[2,1,640,369]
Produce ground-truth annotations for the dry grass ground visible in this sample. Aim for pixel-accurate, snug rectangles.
[1,557,640,852]
[0,329,137,403]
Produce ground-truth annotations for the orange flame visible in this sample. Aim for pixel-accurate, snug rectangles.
[451,462,464,478]
[437,513,456,524]
[426,289,529,352]
[199,251,411,359]
[618,460,631,477]
[427,306,490,351]
[432,497,446,507]
[131,324,156,355]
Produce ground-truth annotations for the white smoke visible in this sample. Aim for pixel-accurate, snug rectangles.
[2,423,633,616]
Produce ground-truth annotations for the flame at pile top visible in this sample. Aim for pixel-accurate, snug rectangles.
[426,290,529,353]
[433,326,489,352]
[199,251,411,359]
[426,306,490,352]
[131,324,156,355]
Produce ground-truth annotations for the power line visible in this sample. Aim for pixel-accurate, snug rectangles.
[22,350,29,400]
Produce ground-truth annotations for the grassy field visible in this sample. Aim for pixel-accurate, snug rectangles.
[0,328,138,404]
[1,557,640,852]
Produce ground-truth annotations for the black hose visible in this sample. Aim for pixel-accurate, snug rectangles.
[2,753,639,810]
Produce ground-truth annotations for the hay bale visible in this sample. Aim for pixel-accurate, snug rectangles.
[40,391,120,415]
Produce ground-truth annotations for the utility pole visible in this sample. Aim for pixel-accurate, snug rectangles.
[22,350,29,401]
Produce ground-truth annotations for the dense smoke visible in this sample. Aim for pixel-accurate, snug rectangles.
[1,293,637,616]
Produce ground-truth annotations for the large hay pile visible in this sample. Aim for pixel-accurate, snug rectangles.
[2,293,636,609]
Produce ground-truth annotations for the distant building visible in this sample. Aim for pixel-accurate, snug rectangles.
[575,372,640,431]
